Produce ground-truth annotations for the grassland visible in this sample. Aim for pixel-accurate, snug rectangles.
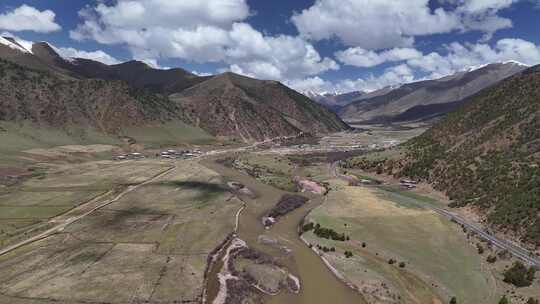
[221,153,299,192]
[0,159,243,303]
[302,181,497,304]
[0,120,216,167]
[0,159,172,247]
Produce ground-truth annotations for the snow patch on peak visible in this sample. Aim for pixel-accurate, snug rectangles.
[500,60,529,67]
[464,60,530,73]
[0,36,32,54]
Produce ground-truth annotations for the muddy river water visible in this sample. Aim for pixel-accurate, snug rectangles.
[204,159,366,304]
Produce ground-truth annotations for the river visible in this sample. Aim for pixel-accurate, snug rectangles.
[203,159,366,304]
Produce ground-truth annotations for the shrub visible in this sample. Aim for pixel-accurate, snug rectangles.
[449,296,457,304]
[503,261,536,287]
[526,298,539,304]
[476,243,484,254]
[498,295,510,304]
[398,262,406,268]
[487,255,497,263]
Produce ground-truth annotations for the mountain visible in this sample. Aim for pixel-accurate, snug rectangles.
[0,37,348,143]
[305,90,365,110]
[339,62,528,123]
[355,65,540,245]
[171,73,349,141]
[0,58,182,134]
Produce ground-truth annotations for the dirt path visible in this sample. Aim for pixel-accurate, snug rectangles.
[0,165,176,257]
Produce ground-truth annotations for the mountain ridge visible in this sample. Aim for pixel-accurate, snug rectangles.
[340,62,528,123]
[0,37,349,143]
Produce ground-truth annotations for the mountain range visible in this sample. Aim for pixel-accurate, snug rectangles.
[304,90,366,111]
[338,61,528,123]
[364,65,540,245]
[0,37,348,144]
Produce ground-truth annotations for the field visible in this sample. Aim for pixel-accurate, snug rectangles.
[0,159,174,248]
[303,181,498,304]
[0,120,216,167]
[0,159,242,303]
[221,153,299,192]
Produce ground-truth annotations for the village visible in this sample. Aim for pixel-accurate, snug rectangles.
[113,149,203,161]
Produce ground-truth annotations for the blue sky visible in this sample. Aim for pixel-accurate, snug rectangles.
[1,0,540,93]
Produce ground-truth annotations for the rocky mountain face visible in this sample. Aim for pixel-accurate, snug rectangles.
[339,62,528,123]
[0,59,179,134]
[0,37,349,142]
[172,73,349,141]
[350,66,540,245]
[305,90,365,111]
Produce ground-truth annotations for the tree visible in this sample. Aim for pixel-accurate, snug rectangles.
[399,262,406,268]
[449,297,457,304]
[526,298,539,304]
[498,295,510,304]
[476,243,484,254]
[486,255,497,263]
[503,261,536,287]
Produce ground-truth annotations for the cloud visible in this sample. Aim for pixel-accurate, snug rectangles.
[70,0,337,80]
[0,5,61,33]
[288,64,416,93]
[293,37,540,94]
[336,47,423,68]
[292,0,515,50]
[408,38,540,78]
[55,47,121,65]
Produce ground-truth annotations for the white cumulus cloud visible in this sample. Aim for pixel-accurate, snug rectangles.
[292,0,515,50]
[408,38,540,78]
[0,5,61,33]
[70,0,338,81]
[336,47,423,68]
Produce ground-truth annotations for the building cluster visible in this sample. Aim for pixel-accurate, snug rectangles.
[400,179,418,189]
[113,152,145,160]
[113,149,203,161]
[159,149,202,159]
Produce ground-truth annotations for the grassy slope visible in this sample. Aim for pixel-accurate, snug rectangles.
[400,67,540,245]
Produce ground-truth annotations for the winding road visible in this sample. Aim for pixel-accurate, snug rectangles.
[330,161,540,269]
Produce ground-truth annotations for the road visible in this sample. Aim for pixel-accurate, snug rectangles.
[0,135,296,257]
[330,161,540,269]
[0,165,176,257]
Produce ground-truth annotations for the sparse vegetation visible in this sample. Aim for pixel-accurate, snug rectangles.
[312,223,349,241]
[502,261,537,287]
[498,295,511,304]
[342,69,540,245]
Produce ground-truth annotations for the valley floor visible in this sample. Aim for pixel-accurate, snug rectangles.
[0,126,538,304]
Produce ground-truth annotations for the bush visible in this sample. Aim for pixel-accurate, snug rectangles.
[399,262,406,268]
[498,295,510,304]
[302,222,314,232]
[449,296,457,304]
[503,261,536,287]
[388,259,396,265]
[486,255,497,263]
[312,223,349,241]
[477,243,484,254]
[526,298,539,304]
[344,251,353,258]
